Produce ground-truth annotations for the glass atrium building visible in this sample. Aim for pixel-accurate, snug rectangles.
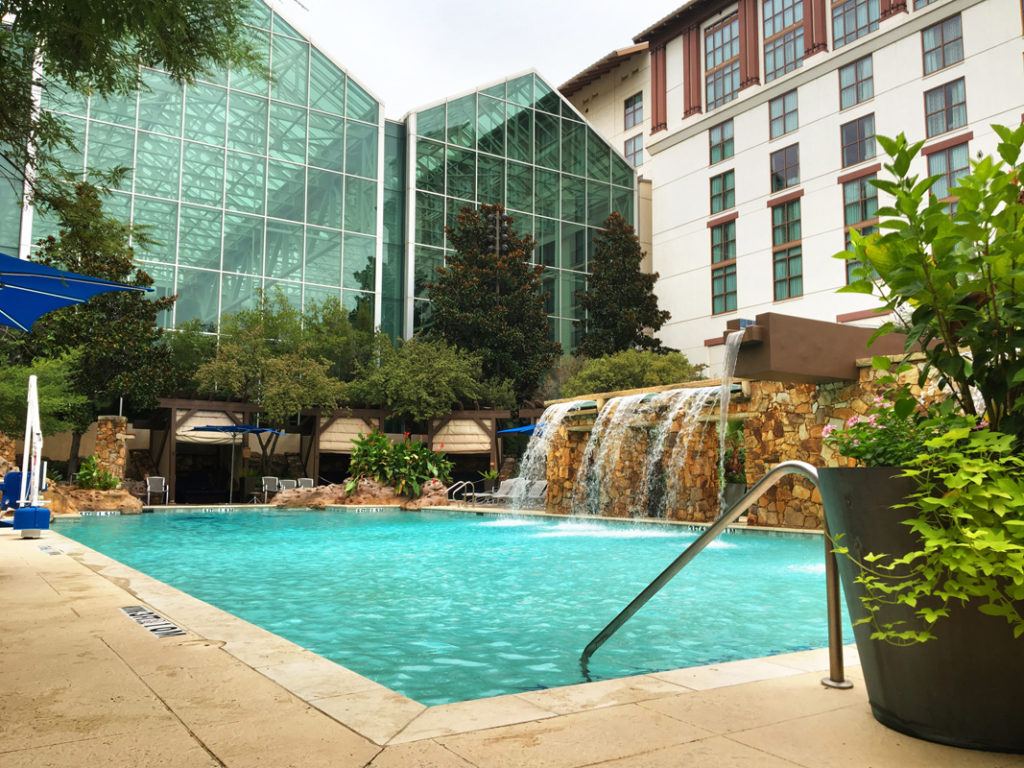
[2,1,634,350]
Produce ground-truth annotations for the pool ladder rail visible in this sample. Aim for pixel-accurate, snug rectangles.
[579,460,854,691]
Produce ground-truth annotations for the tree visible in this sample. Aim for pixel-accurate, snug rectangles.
[577,212,670,357]
[302,296,368,382]
[0,183,175,472]
[561,349,706,398]
[194,291,344,469]
[428,204,560,405]
[346,334,514,423]
[158,320,217,399]
[0,352,87,436]
[0,0,258,209]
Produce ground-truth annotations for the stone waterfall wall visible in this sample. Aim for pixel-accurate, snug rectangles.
[543,359,941,530]
[95,416,129,480]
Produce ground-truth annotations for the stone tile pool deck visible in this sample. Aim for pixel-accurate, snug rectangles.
[2,518,1023,767]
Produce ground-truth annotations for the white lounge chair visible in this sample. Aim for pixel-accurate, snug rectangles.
[471,478,523,505]
[297,478,315,488]
[523,480,548,508]
[146,476,169,505]
[279,479,297,490]
[260,476,280,502]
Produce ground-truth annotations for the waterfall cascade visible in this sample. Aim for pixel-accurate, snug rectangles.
[511,331,747,519]
[510,400,587,510]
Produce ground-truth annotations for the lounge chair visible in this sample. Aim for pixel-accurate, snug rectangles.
[471,478,523,505]
[279,479,297,490]
[146,476,169,505]
[523,480,548,509]
[260,476,280,503]
[297,478,315,488]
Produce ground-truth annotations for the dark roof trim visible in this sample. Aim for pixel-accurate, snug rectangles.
[559,43,649,98]
[634,0,731,43]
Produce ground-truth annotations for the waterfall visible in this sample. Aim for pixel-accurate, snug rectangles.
[657,386,720,517]
[511,400,586,509]
[570,393,648,517]
[718,330,746,512]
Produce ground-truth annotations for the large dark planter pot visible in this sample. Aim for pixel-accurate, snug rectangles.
[819,467,1024,753]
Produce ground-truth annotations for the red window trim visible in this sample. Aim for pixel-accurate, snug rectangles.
[922,130,973,156]
[651,44,668,134]
[707,210,739,228]
[836,162,881,184]
[766,188,805,208]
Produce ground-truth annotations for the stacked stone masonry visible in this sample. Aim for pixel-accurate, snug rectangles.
[95,416,129,480]
[544,361,940,530]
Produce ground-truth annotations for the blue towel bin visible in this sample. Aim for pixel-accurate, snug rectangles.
[13,506,50,532]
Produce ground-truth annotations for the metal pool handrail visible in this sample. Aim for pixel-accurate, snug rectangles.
[579,460,853,691]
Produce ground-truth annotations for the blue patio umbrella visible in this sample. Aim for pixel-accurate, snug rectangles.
[0,251,151,332]
[190,425,284,503]
[496,424,536,435]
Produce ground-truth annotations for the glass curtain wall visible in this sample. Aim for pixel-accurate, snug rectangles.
[409,73,636,351]
[34,1,381,331]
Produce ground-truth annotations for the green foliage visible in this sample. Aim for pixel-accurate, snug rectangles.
[0,183,175,438]
[195,290,344,425]
[479,468,500,482]
[75,455,119,490]
[838,423,1024,644]
[158,320,217,399]
[346,431,453,498]
[840,126,1024,440]
[823,371,950,467]
[561,349,706,398]
[428,204,561,405]
[577,213,670,357]
[1,0,259,209]
[723,421,746,485]
[0,352,87,436]
[346,334,514,423]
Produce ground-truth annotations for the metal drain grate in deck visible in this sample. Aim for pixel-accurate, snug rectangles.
[121,606,186,638]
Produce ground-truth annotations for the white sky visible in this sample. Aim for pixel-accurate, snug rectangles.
[275,0,684,119]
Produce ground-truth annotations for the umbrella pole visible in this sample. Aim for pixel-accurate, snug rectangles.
[229,435,236,505]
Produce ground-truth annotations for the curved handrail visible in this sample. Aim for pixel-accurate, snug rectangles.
[579,460,852,691]
[447,480,476,502]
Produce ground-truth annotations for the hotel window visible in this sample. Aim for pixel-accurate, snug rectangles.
[843,175,878,282]
[769,90,798,139]
[709,119,734,164]
[924,78,967,137]
[914,0,937,7]
[710,170,735,213]
[832,0,880,48]
[928,142,969,200]
[839,56,873,110]
[711,220,737,314]
[764,0,805,81]
[624,92,643,130]
[624,133,644,167]
[772,199,802,300]
[770,144,800,192]
[840,113,875,167]
[705,14,741,110]
[922,16,963,75]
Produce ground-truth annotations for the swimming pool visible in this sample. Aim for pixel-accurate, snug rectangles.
[58,508,849,705]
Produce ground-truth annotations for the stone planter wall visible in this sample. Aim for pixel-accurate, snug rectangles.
[95,416,129,480]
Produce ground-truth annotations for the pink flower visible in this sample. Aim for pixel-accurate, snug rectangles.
[846,416,862,427]
[867,414,878,426]
[822,424,835,438]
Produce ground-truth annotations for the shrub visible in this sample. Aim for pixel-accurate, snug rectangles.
[561,349,705,398]
[75,455,119,490]
[346,431,453,498]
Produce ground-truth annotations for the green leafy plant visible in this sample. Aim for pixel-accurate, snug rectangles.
[836,423,1024,643]
[840,126,1024,440]
[561,349,705,398]
[479,469,500,482]
[722,421,746,485]
[75,455,119,490]
[345,431,453,498]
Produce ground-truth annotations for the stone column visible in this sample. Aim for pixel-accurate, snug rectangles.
[95,416,129,480]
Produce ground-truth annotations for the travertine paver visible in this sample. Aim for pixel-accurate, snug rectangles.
[4,527,1024,768]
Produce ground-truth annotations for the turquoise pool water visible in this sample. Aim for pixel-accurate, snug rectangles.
[58,508,849,705]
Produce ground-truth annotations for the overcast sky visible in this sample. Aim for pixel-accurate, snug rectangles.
[274,0,683,118]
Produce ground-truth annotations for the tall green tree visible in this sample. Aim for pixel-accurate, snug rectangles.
[0,352,87,436]
[561,349,705,398]
[346,334,515,423]
[427,204,560,405]
[577,212,670,357]
[0,183,175,471]
[0,0,258,209]
[194,291,344,469]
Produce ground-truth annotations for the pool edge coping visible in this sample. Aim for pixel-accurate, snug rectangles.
[40,521,858,747]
